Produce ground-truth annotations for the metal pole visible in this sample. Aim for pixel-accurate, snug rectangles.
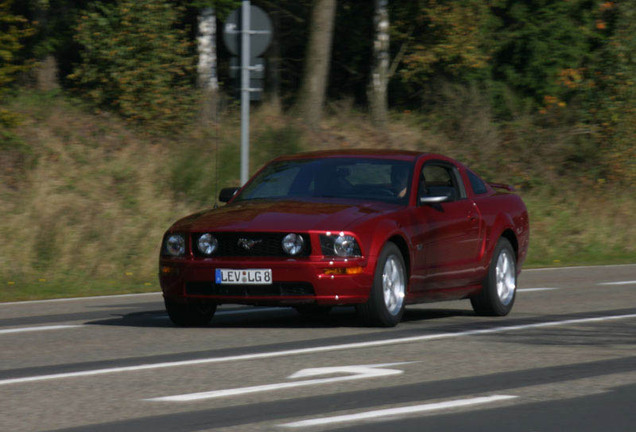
[240,0,250,185]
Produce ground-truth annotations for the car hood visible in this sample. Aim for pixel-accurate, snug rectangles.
[171,199,398,232]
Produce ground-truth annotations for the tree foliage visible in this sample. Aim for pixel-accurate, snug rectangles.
[187,0,239,18]
[583,1,636,184]
[489,0,595,106]
[0,0,34,126]
[394,0,491,87]
[68,0,195,132]
[2,0,633,184]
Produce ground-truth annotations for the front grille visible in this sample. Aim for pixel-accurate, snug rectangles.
[192,232,311,257]
[186,281,315,297]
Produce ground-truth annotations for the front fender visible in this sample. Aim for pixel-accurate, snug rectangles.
[353,218,413,277]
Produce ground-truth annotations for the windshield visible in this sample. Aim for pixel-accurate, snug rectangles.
[234,157,414,204]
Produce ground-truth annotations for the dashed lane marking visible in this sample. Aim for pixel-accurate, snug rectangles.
[0,325,82,335]
[280,395,518,428]
[518,288,558,292]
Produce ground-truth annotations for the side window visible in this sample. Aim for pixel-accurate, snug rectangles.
[419,163,465,202]
[467,170,487,195]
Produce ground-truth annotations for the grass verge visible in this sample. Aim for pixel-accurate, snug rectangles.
[1,90,633,301]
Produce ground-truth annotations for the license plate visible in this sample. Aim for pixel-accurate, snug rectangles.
[215,269,272,285]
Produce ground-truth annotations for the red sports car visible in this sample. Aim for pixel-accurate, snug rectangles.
[159,150,529,327]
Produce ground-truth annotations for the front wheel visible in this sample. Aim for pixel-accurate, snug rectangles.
[357,242,406,327]
[165,298,217,326]
[471,238,517,316]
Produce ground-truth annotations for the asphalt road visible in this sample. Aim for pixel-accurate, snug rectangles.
[1,264,635,431]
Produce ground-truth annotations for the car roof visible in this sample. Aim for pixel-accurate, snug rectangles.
[274,149,428,162]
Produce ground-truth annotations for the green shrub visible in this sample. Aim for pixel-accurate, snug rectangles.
[69,0,195,132]
[253,124,303,169]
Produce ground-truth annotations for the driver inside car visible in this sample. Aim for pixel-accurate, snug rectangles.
[391,165,410,198]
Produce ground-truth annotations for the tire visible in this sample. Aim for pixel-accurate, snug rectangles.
[471,237,517,316]
[165,298,217,326]
[357,242,407,327]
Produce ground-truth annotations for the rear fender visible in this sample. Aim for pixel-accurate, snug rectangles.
[484,213,516,267]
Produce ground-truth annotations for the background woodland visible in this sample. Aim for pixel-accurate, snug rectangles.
[1,0,634,300]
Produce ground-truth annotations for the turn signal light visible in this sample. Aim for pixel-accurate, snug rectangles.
[323,267,363,275]
[161,266,178,275]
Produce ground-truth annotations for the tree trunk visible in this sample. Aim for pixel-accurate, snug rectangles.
[197,7,218,122]
[197,7,219,91]
[368,0,389,126]
[295,0,337,129]
[36,55,60,91]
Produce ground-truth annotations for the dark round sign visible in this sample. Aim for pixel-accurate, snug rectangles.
[223,5,273,57]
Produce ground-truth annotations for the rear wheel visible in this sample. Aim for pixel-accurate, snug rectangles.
[471,238,517,316]
[165,299,216,326]
[357,242,406,327]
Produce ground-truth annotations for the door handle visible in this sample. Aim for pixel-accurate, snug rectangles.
[468,202,480,222]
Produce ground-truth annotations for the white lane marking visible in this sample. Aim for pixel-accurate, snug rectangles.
[2,312,635,386]
[599,281,636,286]
[280,395,519,428]
[525,264,636,272]
[147,363,411,402]
[0,292,161,306]
[518,288,558,292]
[0,325,82,335]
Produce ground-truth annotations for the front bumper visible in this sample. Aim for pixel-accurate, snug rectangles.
[159,256,373,306]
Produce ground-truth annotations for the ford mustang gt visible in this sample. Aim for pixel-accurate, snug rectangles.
[159,150,529,327]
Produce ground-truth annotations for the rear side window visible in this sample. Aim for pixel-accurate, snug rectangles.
[467,170,487,195]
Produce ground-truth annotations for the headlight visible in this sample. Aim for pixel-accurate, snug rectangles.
[320,233,362,257]
[164,234,185,257]
[197,233,218,255]
[334,235,360,256]
[282,233,304,256]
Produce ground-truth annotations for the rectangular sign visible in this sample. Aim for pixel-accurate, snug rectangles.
[215,269,272,285]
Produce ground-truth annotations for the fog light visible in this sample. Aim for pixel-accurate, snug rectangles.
[197,233,218,255]
[282,233,304,256]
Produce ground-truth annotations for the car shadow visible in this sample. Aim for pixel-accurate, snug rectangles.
[84,305,476,329]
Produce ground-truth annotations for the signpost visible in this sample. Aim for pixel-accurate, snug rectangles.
[223,1,273,185]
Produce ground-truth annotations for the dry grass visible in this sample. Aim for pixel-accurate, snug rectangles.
[525,188,636,266]
[0,90,634,300]
[1,95,192,296]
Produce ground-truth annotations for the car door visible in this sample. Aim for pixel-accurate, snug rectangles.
[410,162,482,291]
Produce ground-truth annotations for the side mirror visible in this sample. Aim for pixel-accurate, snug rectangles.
[219,187,240,203]
[419,195,449,205]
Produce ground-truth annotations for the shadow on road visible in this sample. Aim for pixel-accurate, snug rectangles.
[84,305,476,329]
[82,305,636,349]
